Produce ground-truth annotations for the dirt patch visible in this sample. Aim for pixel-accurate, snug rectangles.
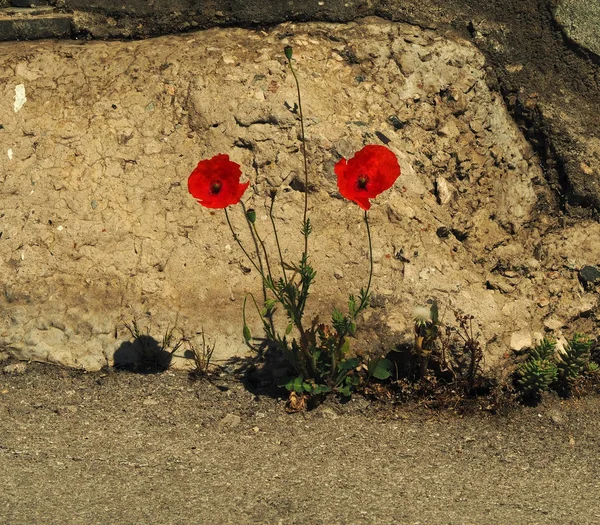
[1,361,600,524]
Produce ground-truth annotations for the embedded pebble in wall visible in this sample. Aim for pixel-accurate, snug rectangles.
[14,84,26,112]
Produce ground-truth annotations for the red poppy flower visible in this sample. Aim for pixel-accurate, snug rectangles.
[334,145,401,211]
[188,154,249,209]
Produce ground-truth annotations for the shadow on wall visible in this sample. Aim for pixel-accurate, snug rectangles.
[113,335,173,374]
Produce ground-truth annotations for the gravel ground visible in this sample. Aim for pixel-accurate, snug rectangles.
[1,362,599,525]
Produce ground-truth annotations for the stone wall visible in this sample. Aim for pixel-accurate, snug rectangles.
[1,18,598,371]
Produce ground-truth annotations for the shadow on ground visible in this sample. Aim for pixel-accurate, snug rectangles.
[113,335,174,374]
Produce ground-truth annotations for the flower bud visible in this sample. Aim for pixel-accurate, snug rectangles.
[246,208,256,224]
[243,325,252,342]
[284,46,293,60]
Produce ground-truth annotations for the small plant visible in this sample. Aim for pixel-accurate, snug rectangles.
[556,333,592,382]
[443,312,484,392]
[185,329,216,378]
[366,356,394,383]
[123,317,183,372]
[516,338,558,397]
[408,302,483,392]
[187,46,399,403]
[516,334,593,399]
[413,301,440,379]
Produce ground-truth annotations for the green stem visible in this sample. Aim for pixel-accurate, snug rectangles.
[360,210,373,311]
[269,196,288,287]
[247,293,265,322]
[239,202,277,337]
[251,222,275,286]
[224,207,262,277]
[286,55,309,259]
[239,202,269,304]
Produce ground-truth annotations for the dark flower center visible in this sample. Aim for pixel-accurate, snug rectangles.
[356,175,369,191]
[210,181,222,195]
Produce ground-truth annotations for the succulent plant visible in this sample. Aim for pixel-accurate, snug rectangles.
[556,333,592,382]
[517,356,558,397]
[517,334,593,398]
[529,337,556,361]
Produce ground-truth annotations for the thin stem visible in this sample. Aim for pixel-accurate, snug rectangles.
[240,201,268,298]
[269,197,288,286]
[238,202,277,337]
[362,210,373,310]
[286,55,309,258]
[247,292,266,322]
[251,222,275,286]
[224,208,262,276]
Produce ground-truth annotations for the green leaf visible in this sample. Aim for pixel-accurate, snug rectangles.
[370,358,393,380]
[347,375,360,386]
[340,339,351,355]
[339,357,359,371]
[349,322,356,336]
[312,384,332,395]
[348,295,357,316]
[332,308,344,324]
[285,323,293,335]
[286,375,305,393]
[336,385,353,397]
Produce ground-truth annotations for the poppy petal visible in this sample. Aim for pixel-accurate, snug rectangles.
[188,154,248,209]
[334,145,400,210]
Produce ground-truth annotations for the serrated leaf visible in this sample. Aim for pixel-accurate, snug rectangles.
[348,295,357,315]
[286,376,304,393]
[332,308,344,323]
[336,385,353,397]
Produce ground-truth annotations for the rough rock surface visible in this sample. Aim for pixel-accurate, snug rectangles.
[553,0,600,58]
[1,18,598,370]
[61,0,600,214]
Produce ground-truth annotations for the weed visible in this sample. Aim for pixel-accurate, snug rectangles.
[440,312,484,393]
[122,317,183,373]
[413,301,440,380]
[188,47,397,403]
[185,329,216,378]
[405,301,484,393]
